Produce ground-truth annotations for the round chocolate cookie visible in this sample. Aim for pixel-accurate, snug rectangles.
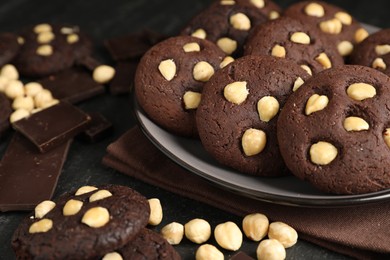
[12,184,150,259]
[102,228,181,260]
[13,23,93,77]
[180,0,268,57]
[0,32,21,66]
[196,55,310,176]
[277,65,390,194]
[0,92,12,137]
[284,1,368,57]
[135,35,226,137]
[349,28,390,76]
[244,16,344,75]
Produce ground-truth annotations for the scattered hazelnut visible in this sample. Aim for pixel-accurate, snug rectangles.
[220,56,235,68]
[89,190,113,202]
[214,221,243,251]
[300,65,312,76]
[319,18,342,35]
[1,64,19,80]
[256,239,286,260]
[36,44,53,56]
[37,31,55,43]
[34,23,52,34]
[375,44,390,56]
[293,77,305,92]
[383,128,390,149]
[269,11,280,20]
[148,198,163,226]
[290,32,311,45]
[334,12,352,25]
[268,222,298,248]
[195,244,224,260]
[251,0,265,9]
[355,28,369,43]
[372,58,386,70]
[242,213,269,241]
[343,116,369,132]
[315,52,332,69]
[271,44,286,58]
[161,222,184,245]
[184,218,211,244]
[67,33,79,44]
[304,2,324,17]
[93,65,116,84]
[337,41,354,56]
[10,109,30,123]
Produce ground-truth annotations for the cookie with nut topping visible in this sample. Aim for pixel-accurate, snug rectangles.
[244,16,344,75]
[196,55,310,176]
[349,28,390,76]
[284,1,368,57]
[13,23,93,77]
[277,65,390,194]
[12,184,150,259]
[180,0,269,57]
[135,35,226,137]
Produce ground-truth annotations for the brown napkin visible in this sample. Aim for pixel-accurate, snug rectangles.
[103,127,390,260]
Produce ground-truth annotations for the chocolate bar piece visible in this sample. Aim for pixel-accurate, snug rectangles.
[12,101,91,153]
[0,133,71,212]
[39,68,105,104]
[77,113,113,143]
[0,93,12,138]
[75,55,102,71]
[109,61,137,95]
[104,29,166,61]
[230,252,255,260]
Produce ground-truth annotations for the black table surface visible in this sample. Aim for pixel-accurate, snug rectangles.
[1,0,390,259]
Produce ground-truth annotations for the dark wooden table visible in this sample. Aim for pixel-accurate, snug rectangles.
[1,0,389,259]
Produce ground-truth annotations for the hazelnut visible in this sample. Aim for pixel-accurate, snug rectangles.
[269,11,280,20]
[195,244,224,260]
[37,31,55,43]
[89,190,113,202]
[310,141,338,165]
[334,12,352,25]
[375,44,390,56]
[81,207,110,228]
[183,42,201,52]
[184,218,211,244]
[102,252,123,260]
[223,81,249,105]
[191,29,207,39]
[217,37,237,55]
[24,82,44,97]
[193,61,215,82]
[34,200,56,218]
[305,94,329,115]
[158,59,176,81]
[34,89,54,108]
[355,28,369,43]
[242,213,269,241]
[230,13,251,31]
[1,64,19,80]
[161,222,184,245]
[34,23,52,34]
[75,186,98,195]
[10,109,30,123]
[29,219,53,234]
[93,65,116,84]
[148,198,163,226]
[251,0,265,9]
[12,96,34,112]
[214,221,243,251]
[36,44,53,56]
[242,128,267,156]
[337,41,354,56]
[63,199,83,216]
[257,96,279,122]
[67,33,79,44]
[293,77,305,92]
[256,239,286,260]
[372,58,386,70]
[268,222,298,248]
[183,91,202,110]
[346,83,376,101]
[271,44,286,58]
[4,80,24,99]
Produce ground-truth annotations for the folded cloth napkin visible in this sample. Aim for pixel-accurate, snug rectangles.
[103,127,390,260]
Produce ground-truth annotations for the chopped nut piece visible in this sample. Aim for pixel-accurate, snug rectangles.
[10,109,30,123]
[250,0,265,8]
[37,31,55,43]
[315,52,332,69]
[221,0,235,5]
[35,200,56,218]
[293,77,305,92]
[220,56,235,68]
[183,91,202,109]
[193,61,214,82]
[230,13,251,31]
[36,44,53,56]
[343,116,369,132]
[305,94,329,115]
[337,41,354,56]
[93,65,116,84]
[75,186,98,195]
[310,141,338,165]
[334,12,352,25]
[63,199,83,216]
[183,42,201,52]
[242,128,267,156]
[372,58,386,70]
[271,44,286,58]
[319,18,342,34]
[304,2,325,17]
[355,28,369,43]
[223,81,249,105]
[300,65,312,76]
[290,32,310,44]
[89,190,113,202]
[191,29,207,39]
[158,59,176,81]
[347,83,376,101]
[81,207,110,228]
[375,44,390,56]
[257,96,279,122]
[29,219,53,233]
[217,37,237,55]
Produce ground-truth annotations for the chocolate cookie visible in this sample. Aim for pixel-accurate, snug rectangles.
[277,65,390,194]
[349,28,390,76]
[180,0,268,57]
[0,32,21,66]
[0,92,12,137]
[284,1,368,57]
[135,35,226,137]
[102,228,181,260]
[13,23,93,77]
[12,184,150,259]
[244,16,344,75]
[196,55,310,176]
